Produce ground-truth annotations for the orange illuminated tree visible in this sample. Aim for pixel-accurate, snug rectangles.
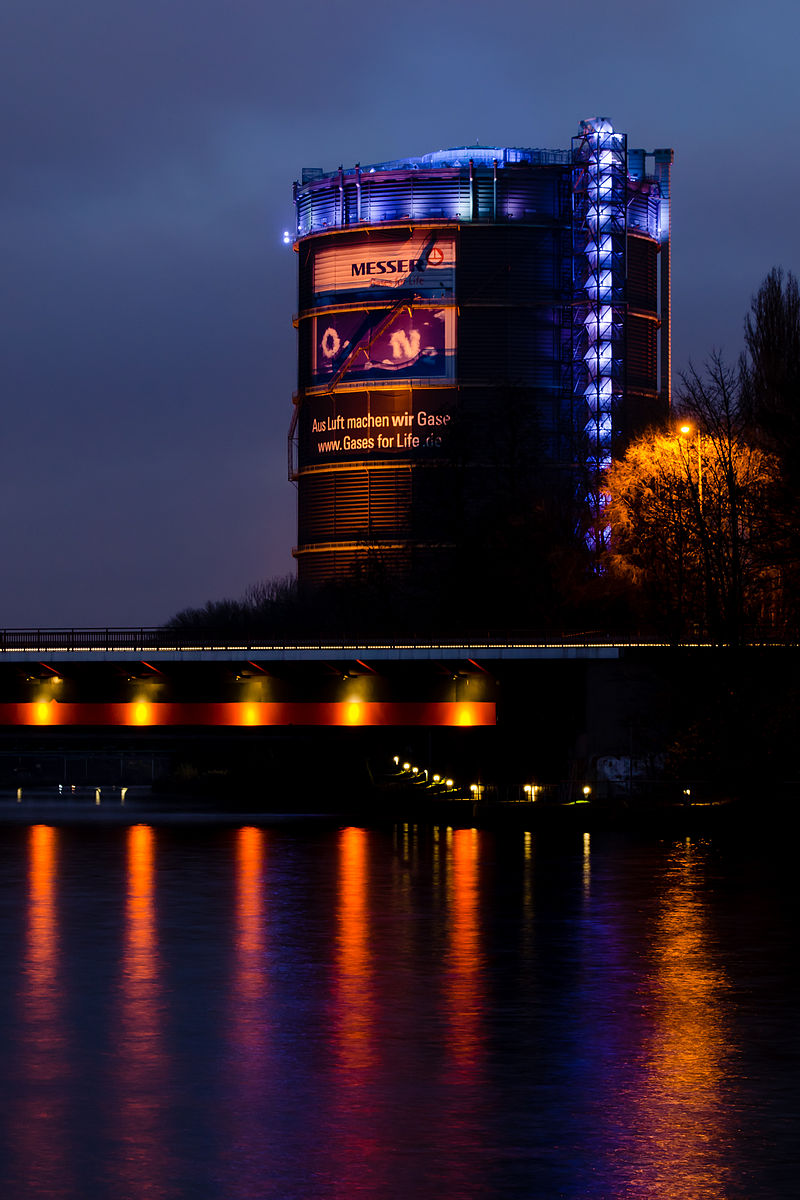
[607,355,780,641]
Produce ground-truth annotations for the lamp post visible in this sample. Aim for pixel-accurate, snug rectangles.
[680,424,703,509]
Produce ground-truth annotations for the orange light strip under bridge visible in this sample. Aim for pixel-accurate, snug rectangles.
[0,701,495,728]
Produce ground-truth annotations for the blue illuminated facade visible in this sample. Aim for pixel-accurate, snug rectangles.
[291,120,672,586]
[572,119,628,549]
[295,146,573,233]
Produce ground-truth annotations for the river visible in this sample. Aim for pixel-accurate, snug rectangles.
[0,816,797,1198]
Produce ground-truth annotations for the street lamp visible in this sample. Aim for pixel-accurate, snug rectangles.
[679,423,703,509]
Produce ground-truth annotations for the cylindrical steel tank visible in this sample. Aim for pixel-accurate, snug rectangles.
[290,127,670,587]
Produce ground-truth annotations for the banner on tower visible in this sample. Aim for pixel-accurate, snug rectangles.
[312,234,456,304]
[311,305,454,387]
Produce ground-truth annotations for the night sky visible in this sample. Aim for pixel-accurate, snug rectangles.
[2,0,797,628]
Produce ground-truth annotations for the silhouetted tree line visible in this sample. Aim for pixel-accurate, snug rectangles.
[167,576,303,639]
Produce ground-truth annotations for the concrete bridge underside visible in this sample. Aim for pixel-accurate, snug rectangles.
[0,638,629,790]
[0,636,791,793]
[0,638,629,732]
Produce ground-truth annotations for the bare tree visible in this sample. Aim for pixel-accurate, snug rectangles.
[740,268,800,478]
[608,355,780,641]
[738,269,800,627]
[166,575,300,636]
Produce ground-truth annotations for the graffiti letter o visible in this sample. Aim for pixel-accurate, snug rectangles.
[321,328,341,359]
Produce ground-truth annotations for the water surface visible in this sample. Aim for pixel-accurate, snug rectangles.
[0,820,797,1198]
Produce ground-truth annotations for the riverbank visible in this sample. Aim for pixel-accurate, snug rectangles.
[0,785,780,835]
[0,787,347,827]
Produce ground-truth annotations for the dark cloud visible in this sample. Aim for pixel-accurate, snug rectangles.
[1,0,799,624]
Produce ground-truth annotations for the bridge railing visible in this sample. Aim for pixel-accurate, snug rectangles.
[0,627,796,653]
[0,628,187,652]
[0,626,632,653]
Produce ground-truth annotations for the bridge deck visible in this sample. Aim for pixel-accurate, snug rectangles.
[0,627,675,662]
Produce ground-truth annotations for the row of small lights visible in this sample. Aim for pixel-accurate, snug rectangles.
[0,640,695,654]
[28,683,586,798]
[524,784,593,802]
[20,712,598,797]
[393,756,455,789]
[16,785,128,805]
[393,762,595,802]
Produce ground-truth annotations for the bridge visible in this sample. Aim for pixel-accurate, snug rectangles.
[0,627,787,727]
[0,626,628,792]
[0,627,789,795]
[0,626,632,656]
[0,626,637,731]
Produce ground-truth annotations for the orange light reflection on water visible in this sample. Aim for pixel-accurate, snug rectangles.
[432,826,487,1192]
[115,824,171,1193]
[221,826,270,1196]
[16,825,70,1197]
[327,826,379,1196]
[126,825,158,986]
[626,841,734,1199]
[448,828,483,1075]
[336,826,371,1072]
[235,825,266,1003]
[27,824,58,983]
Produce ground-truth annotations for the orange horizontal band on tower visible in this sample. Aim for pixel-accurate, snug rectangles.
[0,701,495,728]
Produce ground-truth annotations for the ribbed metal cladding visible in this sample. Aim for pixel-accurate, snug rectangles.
[627,237,659,312]
[458,225,566,305]
[292,202,573,585]
[293,173,579,586]
[500,171,561,221]
[297,466,413,544]
[626,315,658,391]
[295,160,573,237]
[625,236,660,436]
[457,308,564,389]
[296,545,418,588]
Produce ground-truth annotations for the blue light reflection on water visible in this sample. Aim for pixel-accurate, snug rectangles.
[0,822,797,1198]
